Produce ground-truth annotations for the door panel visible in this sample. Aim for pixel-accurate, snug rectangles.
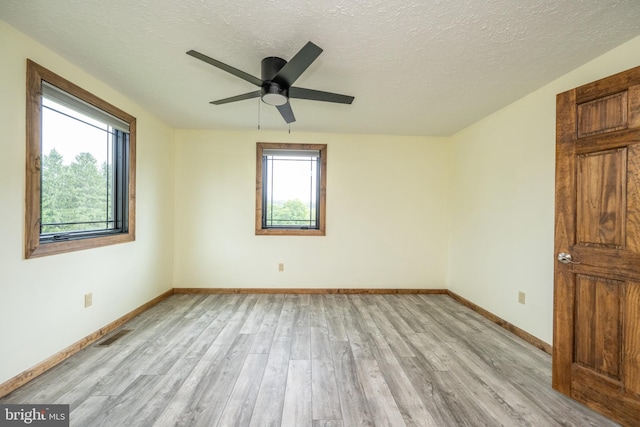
[577,91,627,137]
[574,275,621,379]
[576,148,626,248]
[554,65,640,426]
[627,144,640,252]
[624,282,640,395]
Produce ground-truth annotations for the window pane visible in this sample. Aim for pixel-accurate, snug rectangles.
[41,98,115,234]
[265,155,318,228]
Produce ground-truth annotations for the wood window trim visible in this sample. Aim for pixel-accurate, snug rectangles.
[25,59,136,259]
[255,142,326,236]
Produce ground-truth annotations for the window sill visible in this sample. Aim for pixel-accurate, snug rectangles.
[26,232,134,259]
[255,228,325,236]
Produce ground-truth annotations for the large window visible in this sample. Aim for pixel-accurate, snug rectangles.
[255,143,326,236]
[25,60,136,258]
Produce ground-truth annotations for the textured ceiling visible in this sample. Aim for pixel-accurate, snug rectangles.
[2,0,640,136]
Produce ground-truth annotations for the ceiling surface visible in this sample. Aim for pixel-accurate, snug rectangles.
[2,1,640,136]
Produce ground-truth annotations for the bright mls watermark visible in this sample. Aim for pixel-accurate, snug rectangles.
[0,405,69,426]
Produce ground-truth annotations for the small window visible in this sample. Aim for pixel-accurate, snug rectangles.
[25,60,136,258]
[255,143,326,236]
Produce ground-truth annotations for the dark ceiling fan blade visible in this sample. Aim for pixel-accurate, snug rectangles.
[187,50,263,87]
[210,91,261,105]
[272,42,323,87]
[276,102,296,124]
[289,87,354,104]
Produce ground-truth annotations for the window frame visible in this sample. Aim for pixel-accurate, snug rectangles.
[25,59,136,258]
[255,142,326,236]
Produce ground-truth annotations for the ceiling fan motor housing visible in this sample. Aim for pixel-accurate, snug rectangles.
[261,57,289,105]
[261,56,287,81]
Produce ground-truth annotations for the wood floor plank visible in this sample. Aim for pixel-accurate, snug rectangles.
[273,295,297,342]
[310,295,333,361]
[192,333,254,427]
[151,343,224,426]
[383,294,431,333]
[311,359,342,421]
[323,295,348,342]
[377,295,419,337]
[367,331,399,365]
[68,395,113,427]
[372,293,396,312]
[296,293,311,307]
[418,294,477,338]
[311,325,332,361]
[341,303,376,360]
[249,340,290,427]
[409,332,450,371]
[91,374,161,426]
[375,359,439,427]
[0,294,619,427]
[330,341,375,426]
[212,295,259,346]
[367,305,416,358]
[239,294,270,334]
[355,359,407,426]
[349,295,379,333]
[396,356,457,426]
[282,360,312,427]
[141,312,216,375]
[312,420,344,427]
[291,306,311,360]
[249,300,284,354]
[217,353,268,426]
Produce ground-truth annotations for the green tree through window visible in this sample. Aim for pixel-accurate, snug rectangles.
[269,199,312,226]
[41,149,113,233]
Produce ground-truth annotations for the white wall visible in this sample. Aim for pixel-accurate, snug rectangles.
[173,130,450,289]
[448,35,640,344]
[0,21,175,385]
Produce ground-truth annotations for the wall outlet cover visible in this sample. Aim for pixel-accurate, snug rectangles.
[518,291,525,305]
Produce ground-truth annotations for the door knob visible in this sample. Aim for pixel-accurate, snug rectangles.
[557,252,580,264]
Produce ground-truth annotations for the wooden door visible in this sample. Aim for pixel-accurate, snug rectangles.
[554,65,640,426]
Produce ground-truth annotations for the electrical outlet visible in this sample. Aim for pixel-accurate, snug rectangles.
[278,263,284,272]
[518,291,525,305]
[84,293,93,308]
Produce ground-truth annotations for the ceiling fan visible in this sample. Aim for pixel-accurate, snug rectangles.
[186,41,354,124]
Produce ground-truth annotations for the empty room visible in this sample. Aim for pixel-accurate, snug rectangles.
[1,1,640,425]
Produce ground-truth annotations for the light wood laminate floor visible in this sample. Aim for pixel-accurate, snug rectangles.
[1,294,618,426]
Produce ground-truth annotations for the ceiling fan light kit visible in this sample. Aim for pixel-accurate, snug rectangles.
[186,41,354,124]
[261,85,288,107]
